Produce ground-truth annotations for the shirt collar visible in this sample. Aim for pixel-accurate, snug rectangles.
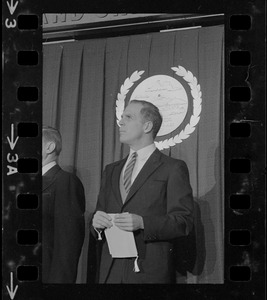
[42,161,57,175]
[129,143,156,160]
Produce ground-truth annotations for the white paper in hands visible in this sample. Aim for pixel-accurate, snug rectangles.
[104,213,138,258]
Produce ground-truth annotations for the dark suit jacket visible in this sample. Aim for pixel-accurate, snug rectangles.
[92,149,194,283]
[42,164,85,283]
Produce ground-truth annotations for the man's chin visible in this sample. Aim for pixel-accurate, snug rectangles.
[119,137,125,143]
[119,136,129,144]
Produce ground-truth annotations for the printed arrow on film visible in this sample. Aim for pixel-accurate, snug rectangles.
[7,124,19,150]
[6,0,18,15]
[6,272,18,300]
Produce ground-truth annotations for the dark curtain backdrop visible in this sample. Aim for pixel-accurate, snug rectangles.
[43,25,224,283]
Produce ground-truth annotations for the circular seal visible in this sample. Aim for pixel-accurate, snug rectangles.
[130,75,188,136]
[115,66,202,150]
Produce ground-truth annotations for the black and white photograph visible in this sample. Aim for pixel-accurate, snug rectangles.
[42,13,224,284]
[2,2,265,299]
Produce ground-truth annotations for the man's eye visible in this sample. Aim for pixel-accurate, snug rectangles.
[121,114,131,120]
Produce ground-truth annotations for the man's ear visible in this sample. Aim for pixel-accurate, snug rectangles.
[46,141,56,154]
[144,121,153,134]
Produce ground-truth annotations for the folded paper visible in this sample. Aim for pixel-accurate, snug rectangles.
[104,213,138,258]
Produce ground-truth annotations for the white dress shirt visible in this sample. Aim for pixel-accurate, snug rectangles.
[122,143,156,185]
[42,161,57,175]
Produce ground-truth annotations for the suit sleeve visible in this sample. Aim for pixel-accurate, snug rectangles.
[48,173,85,283]
[89,166,108,239]
[142,160,194,241]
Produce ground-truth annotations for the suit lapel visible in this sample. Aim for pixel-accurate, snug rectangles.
[111,157,128,206]
[123,149,163,205]
[42,165,61,191]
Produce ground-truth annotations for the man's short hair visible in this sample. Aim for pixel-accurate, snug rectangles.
[131,100,163,138]
[42,126,62,156]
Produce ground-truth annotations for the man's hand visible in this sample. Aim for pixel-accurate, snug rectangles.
[92,211,113,230]
[113,213,144,231]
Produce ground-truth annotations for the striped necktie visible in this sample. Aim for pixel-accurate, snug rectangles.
[123,152,137,194]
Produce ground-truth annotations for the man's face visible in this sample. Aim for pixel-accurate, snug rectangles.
[42,137,47,166]
[119,102,146,146]
[42,137,51,166]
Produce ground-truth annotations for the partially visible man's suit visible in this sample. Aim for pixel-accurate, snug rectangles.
[42,164,85,283]
[92,148,194,283]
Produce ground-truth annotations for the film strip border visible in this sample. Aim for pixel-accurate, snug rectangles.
[3,2,42,298]
[225,5,265,296]
[2,3,265,300]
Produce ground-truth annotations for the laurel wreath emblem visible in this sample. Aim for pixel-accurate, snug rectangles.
[115,66,202,150]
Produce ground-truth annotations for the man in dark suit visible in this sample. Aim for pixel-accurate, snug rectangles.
[42,126,85,283]
[92,100,194,283]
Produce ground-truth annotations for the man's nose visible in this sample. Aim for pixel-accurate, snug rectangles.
[119,118,124,126]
